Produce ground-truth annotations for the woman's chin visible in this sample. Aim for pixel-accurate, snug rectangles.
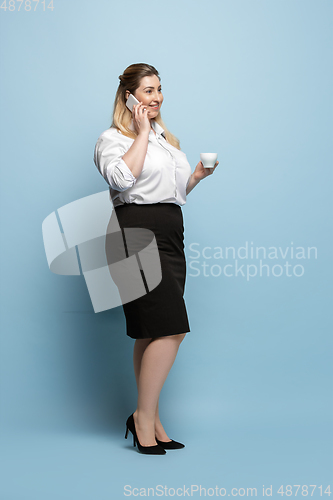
[147,111,160,122]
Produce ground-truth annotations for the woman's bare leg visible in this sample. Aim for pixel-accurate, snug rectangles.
[133,337,152,387]
[133,340,172,441]
[132,333,186,446]
[154,399,171,442]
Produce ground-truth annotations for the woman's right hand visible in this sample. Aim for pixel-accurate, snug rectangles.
[132,102,150,136]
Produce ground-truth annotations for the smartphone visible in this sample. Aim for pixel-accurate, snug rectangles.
[126,93,140,112]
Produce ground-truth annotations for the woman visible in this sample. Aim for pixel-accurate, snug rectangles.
[94,63,218,455]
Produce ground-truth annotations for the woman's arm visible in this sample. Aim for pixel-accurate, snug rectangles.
[186,160,219,195]
[122,102,151,178]
[186,172,201,195]
[122,130,149,178]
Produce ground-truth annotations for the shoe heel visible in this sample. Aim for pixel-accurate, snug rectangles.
[125,422,136,447]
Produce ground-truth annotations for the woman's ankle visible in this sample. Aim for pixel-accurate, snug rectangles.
[133,409,158,446]
[134,409,155,426]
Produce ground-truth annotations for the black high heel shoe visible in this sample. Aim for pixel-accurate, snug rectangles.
[155,437,185,450]
[125,414,166,455]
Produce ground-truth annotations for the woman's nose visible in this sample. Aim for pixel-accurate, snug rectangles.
[152,91,162,102]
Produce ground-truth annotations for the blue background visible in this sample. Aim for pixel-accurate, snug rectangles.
[0,0,332,498]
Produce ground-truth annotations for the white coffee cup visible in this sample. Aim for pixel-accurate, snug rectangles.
[200,153,218,168]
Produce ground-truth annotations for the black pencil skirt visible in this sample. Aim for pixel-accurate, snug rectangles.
[105,202,190,339]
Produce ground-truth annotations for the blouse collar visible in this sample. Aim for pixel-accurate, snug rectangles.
[151,120,166,138]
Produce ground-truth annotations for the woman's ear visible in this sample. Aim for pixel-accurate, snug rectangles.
[125,90,130,100]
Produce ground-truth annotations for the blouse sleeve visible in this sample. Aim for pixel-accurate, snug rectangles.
[94,134,137,192]
[186,172,192,189]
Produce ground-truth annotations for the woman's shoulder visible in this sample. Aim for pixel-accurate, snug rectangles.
[95,127,133,149]
[97,126,124,140]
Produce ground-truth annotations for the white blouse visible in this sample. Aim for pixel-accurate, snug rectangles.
[93,119,192,207]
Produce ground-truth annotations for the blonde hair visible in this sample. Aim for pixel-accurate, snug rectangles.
[111,63,181,150]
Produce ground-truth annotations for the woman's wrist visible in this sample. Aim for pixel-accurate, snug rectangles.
[137,128,150,139]
[192,172,202,183]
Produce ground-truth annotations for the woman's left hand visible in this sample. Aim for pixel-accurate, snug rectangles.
[193,160,219,182]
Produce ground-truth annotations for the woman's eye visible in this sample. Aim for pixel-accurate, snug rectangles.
[146,89,162,93]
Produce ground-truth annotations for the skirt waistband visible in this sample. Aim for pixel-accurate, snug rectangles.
[115,202,181,210]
